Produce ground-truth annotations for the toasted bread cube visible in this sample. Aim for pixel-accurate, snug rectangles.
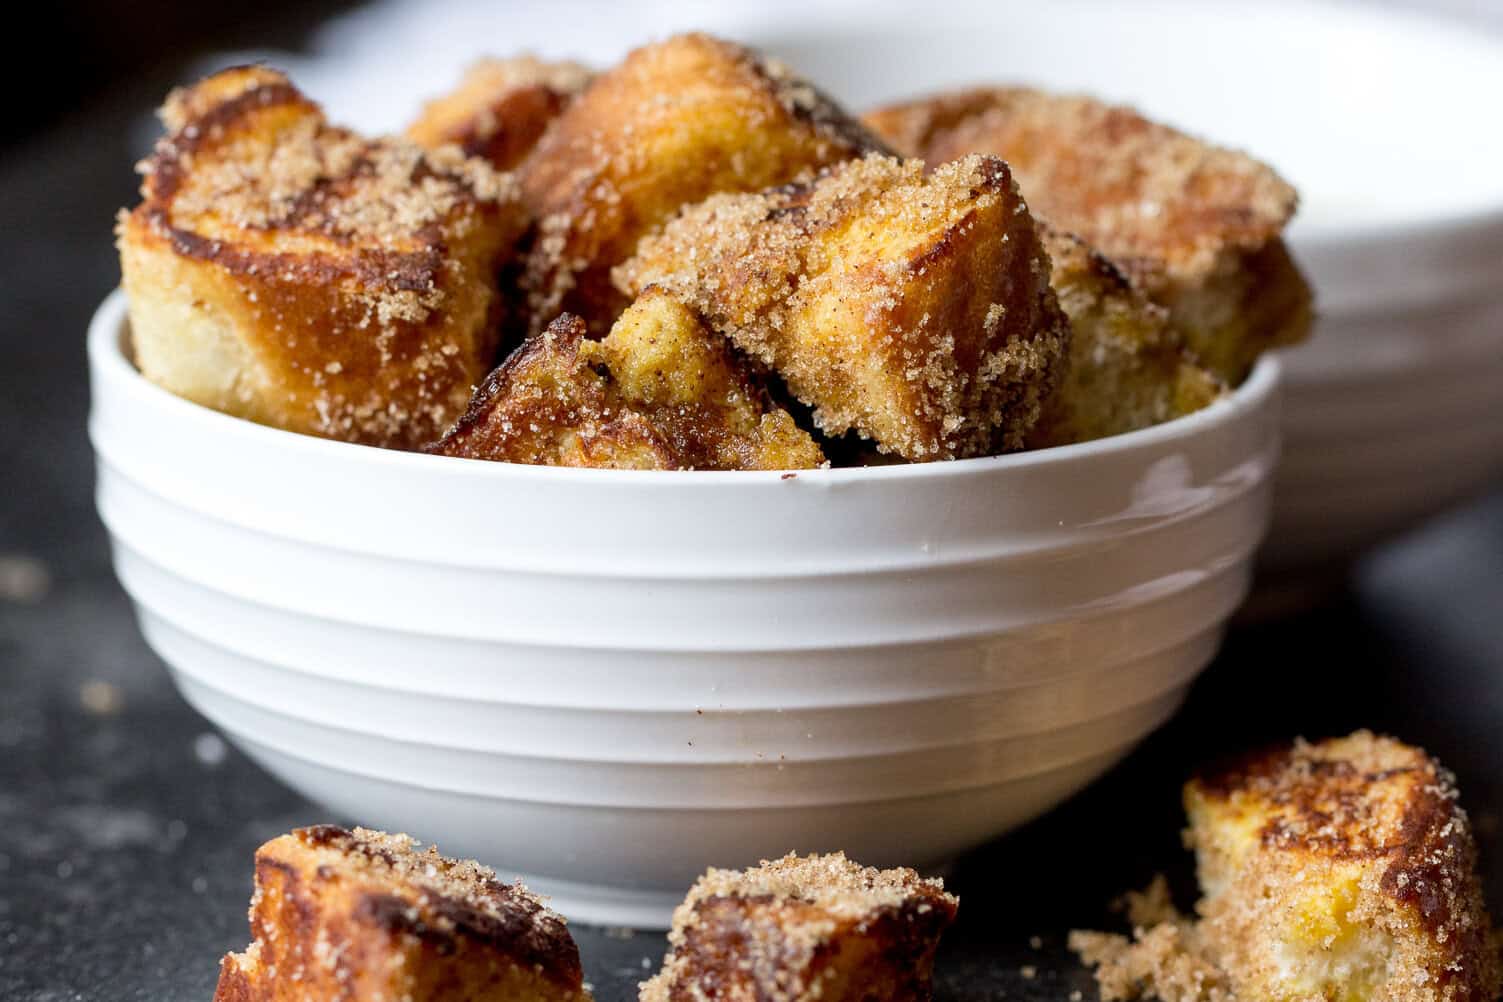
[516,32,883,335]
[431,289,824,470]
[1071,733,1499,1002]
[1028,227,1224,448]
[1182,732,1500,1002]
[117,67,526,449]
[619,154,1069,461]
[212,825,590,1002]
[864,88,1312,383]
[433,314,672,470]
[406,56,593,171]
[641,852,958,1002]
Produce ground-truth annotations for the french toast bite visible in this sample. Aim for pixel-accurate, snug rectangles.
[1071,732,1500,1002]
[1029,227,1224,448]
[640,852,958,1002]
[213,824,590,1002]
[431,289,824,470]
[516,32,885,335]
[619,154,1069,461]
[406,56,593,171]
[863,87,1312,383]
[117,66,526,449]
[1186,732,1499,1002]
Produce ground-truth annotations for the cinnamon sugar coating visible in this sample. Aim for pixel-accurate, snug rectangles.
[407,56,594,171]
[1028,226,1223,448]
[1071,732,1500,1002]
[641,852,958,1002]
[864,87,1312,382]
[431,289,824,470]
[619,154,1069,461]
[212,824,590,1002]
[117,66,527,449]
[515,32,885,335]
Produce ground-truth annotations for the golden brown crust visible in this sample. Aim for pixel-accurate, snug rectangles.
[1188,734,1490,939]
[118,66,527,449]
[619,153,1069,461]
[1028,227,1224,448]
[1186,733,1500,1002]
[430,289,824,470]
[641,852,958,1002]
[1072,732,1499,1002]
[863,87,1312,382]
[406,56,594,171]
[516,32,886,335]
[213,824,590,1002]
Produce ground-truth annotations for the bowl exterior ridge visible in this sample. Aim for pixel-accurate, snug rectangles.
[166,666,1189,809]
[133,602,1221,762]
[119,553,1240,708]
[98,471,1271,649]
[111,539,1250,706]
[181,728,1136,927]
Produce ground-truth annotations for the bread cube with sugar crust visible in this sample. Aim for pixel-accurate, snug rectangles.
[516,32,885,335]
[864,86,1312,384]
[212,824,590,1002]
[431,289,824,470]
[640,852,958,1002]
[1181,732,1499,1002]
[406,56,593,171]
[1029,226,1224,448]
[116,66,526,450]
[619,153,1069,461]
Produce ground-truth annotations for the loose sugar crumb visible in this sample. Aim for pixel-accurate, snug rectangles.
[123,66,524,449]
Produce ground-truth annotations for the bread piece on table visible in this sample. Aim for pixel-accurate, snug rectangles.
[1071,732,1499,1002]
[640,852,958,1002]
[406,56,593,171]
[1185,732,1499,1002]
[516,32,884,335]
[212,824,590,1002]
[1028,227,1224,448]
[117,66,526,450]
[619,154,1069,461]
[431,289,824,470]
[863,87,1312,383]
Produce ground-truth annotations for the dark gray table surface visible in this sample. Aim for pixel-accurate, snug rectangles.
[2,55,1502,1002]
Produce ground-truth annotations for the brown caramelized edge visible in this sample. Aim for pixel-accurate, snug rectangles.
[136,68,497,297]
[426,314,589,456]
[1190,742,1482,940]
[292,824,584,989]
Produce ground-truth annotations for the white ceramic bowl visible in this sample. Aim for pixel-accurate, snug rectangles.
[210,0,1503,584]
[738,0,1503,580]
[89,290,1278,925]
